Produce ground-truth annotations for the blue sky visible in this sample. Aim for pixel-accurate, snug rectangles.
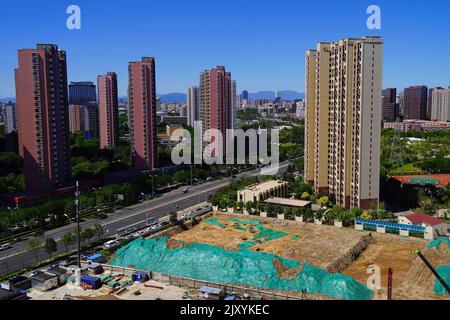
[1,0,450,97]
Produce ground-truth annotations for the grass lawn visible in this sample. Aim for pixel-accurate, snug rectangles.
[391,163,424,175]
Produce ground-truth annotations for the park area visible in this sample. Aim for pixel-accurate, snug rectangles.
[109,213,450,300]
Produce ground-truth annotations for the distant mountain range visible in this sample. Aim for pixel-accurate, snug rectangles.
[154,90,304,104]
[2,90,304,105]
[158,93,187,104]
[249,90,304,101]
[0,97,15,103]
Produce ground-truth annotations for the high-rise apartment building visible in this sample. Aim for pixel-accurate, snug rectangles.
[98,72,119,149]
[304,50,317,185]
[427,88,434,120]
[431,88,450,122]
[231,80,237,129]
[304,37,383,210]
[69,104,85,133]
[241,90,249,102]
[382,88,399,121]
[15,44,71,192]
[397,93,404,117]
[68,104,99,138]
[403,85,428,120]
[200,66,232,157]
[128,57,157,170]
[69,81,97,105]
[187,86,200,127]
[5,103,18,134]
[83,104,100,139]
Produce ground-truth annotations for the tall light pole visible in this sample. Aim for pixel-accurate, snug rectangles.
[151,174,154,195]
[92,187,101,209]
[75,181,81,268]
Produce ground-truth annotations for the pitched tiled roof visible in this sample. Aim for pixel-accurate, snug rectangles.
[406,213,444,226]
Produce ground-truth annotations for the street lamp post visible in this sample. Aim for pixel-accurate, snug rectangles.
[75,181,81,268]
[92,187,101,210]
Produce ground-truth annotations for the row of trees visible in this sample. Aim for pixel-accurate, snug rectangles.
[26,224,104,264]
[0,182,135,234]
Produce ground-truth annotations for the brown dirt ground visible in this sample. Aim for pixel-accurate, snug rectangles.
[170,213,450,300]
[342,239,420,299]
[172,214,364,269]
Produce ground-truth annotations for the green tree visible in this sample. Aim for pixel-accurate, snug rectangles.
[61,232,76,252]
[318,196,330,207]
[245,202,253,214]
[44,238,57,259]
[169,212,178,225]
[27,239,42,264]
[92,224,104,240]
[420,198,438,216]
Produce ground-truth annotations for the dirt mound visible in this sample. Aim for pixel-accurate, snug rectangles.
[166,238,189,249]
[273,258,303,279]
[396,245,450,300]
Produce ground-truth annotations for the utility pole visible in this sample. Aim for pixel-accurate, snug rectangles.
[75,180,81,268]
[387,268,393,300]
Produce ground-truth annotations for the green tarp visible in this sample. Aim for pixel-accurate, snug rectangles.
[428,238,450,250]
[111,237,373,300]
[434,266,450,294]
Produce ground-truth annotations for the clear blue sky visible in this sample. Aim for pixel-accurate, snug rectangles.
[1,0,449,97]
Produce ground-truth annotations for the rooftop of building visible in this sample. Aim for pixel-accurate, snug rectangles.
[404,213,445,226]
[392,174,450,188]
[32,272,57,282]
[240,180,287,193]
[264,197,311,208]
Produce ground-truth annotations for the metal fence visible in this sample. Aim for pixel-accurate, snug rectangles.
[84,262,304,300]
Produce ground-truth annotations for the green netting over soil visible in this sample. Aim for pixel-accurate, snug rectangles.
[434,266,450,294]
[204,218,226,227]
[428,238,450,250]
[111,237,373,300]
[228,217,289,242]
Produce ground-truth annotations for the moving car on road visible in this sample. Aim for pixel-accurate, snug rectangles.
[0,243,12,251]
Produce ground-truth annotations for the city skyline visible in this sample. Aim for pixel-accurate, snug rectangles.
[2,0,450,97]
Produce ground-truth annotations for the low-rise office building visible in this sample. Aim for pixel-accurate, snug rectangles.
[237,180,288,203]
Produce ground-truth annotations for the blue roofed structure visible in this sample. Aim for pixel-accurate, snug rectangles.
[355,218,426,233]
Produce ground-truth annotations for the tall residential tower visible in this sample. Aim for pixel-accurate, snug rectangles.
[304,37,383,209]
[128,57,157,170]
[187,86,200,127]
[15,44,71,192]
[98,72,119,148]
[199,66,232,158]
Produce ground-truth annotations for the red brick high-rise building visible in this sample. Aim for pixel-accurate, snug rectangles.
[128,57,157,170]
[199,66,232,158]
[15,44,71,192]
[98,72,119,149]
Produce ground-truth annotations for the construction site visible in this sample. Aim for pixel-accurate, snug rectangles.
[107,213,450,300]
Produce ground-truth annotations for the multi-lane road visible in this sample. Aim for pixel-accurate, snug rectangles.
[0,162,290,276]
